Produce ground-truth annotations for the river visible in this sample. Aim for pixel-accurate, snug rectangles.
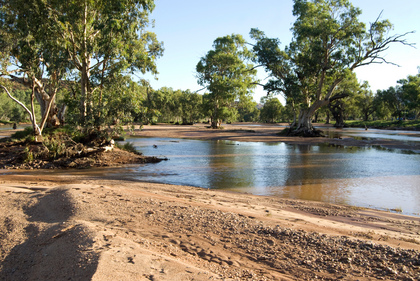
[3,124,420,216]
[110,129,420,216]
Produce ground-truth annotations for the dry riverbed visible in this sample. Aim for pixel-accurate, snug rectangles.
[1,123,420,280]
[0,175,419,280]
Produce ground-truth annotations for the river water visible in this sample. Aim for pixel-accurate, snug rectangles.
[3,124,420,216]
[109,131,420,216]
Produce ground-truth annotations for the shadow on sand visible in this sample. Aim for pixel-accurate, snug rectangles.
[0,188,99,280]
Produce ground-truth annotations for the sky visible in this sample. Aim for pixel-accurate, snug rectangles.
[142,0,420,103]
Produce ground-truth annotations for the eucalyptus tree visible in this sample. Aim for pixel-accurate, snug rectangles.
[237,95,259,122]
[398,73,420,118]
[0,0,69,139]
[196,34,258,128]
[260,95,284,123]
[376,86,407,120]
[179,90,203,124]
[48,0,163,128]
[354,82,376,121]
[251,0,413,136]
[327,73,360,127]
[1,0,163,135]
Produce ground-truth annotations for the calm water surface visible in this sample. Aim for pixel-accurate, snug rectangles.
[112,136,420,216]
[4,124,419,216]
[321,126,420,145]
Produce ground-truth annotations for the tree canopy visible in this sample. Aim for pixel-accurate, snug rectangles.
[251,0,413,136]
[196,34,258,128]
[0,0,163,136]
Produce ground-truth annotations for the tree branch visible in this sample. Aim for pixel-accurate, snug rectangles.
[193,87,207,93]
[352,31,416,70]
[0,84,40,135]
[329,92,349,102]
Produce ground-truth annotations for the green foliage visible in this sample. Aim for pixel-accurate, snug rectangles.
[236,95,260,122]
[397,73,420,115]
[115,142,139,154]
[1,0,163,133]
[179,90,203,124]
[23,147,34,163]
[0,79,40,123]
[197,34,258,128]
[375,87,407,120]
[140,87,203,125]
[260,95,284,123]
[251,0,412,134]
[345,119,420,129]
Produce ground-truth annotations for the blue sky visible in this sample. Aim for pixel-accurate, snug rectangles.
[142,0,420,103]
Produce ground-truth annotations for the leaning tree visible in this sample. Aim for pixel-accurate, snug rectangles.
[251,0,413,136]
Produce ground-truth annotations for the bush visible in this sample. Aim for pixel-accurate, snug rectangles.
[42,135,68,159]
[116,141,140,154]
[23,146,34,163]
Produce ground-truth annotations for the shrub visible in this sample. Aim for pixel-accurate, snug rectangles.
[116,141,140,154]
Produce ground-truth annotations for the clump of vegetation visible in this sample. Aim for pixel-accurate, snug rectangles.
[22,146,34,163]
[0,120,14,124]
[277,127,324,137]
[42,134,71,159]
[115,142,141,155]
[8,126,119,163]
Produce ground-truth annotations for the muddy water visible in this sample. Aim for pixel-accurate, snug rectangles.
[110,137,420,216]
[5,123,419,216]
[321,126,420,145]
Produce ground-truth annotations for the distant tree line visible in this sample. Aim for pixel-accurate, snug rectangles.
[2,68,419,128]
[1,0,416,139]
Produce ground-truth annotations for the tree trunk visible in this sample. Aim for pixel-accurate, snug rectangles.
[80,4,91,125]
[363,111,369,121]
[211,118,221,129]
[0,84,41,140]
[313,112,319,123]
[80,61,90,124]
[329,100,345,128]
[289,100,328,137]
[295,109,314,133]
[34,88,60,128]
[30,86,42,142]
[211,101,221,129]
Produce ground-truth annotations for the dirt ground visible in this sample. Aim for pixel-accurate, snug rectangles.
[1,123,420,280]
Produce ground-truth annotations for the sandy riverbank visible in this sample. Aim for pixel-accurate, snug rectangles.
[132,122,420,152]
[1,123,420,280]
[1,175,419,280]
